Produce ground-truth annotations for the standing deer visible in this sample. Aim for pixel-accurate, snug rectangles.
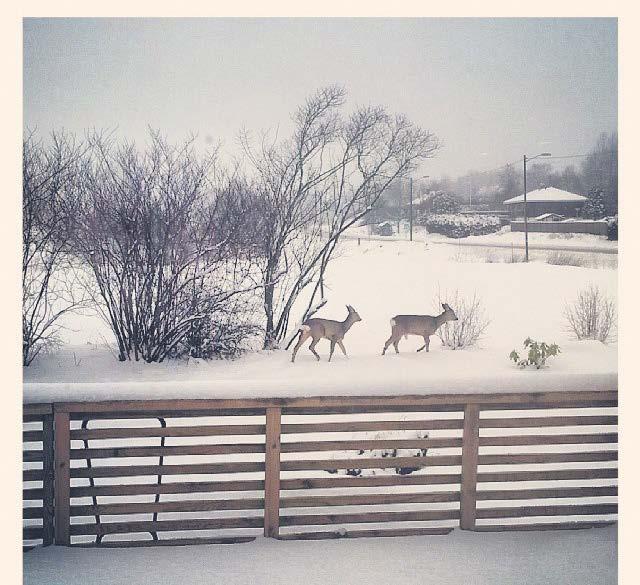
[291,305,362,363]
[382,303,458,355]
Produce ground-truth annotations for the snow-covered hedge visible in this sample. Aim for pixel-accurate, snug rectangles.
[422,213,502,238]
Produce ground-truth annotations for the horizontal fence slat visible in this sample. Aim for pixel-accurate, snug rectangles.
[479,434,618,447]
[72,536,256,547]
[70,461,265,479]
[281,419,464,434]
[281,455,462,472]
[280,474,462,491]
[280,509,460,527]
[23,451,44,463]
[478,468,618,483]
[70,516,264,536]
[68,463,264,480]
[23,469,43,481]
[477,486,618,500]
[23,526,44,540]
[281,438,462,453]
[478,451,617,465]
[70,425,266,440]
[474,521,615,532]
[480,415,617,429]
[23,507,44,519]
[70,443,266,460]
[278,527,454,540]
[476,503,618,519]
[23,488,44,500]
[70,480,265,498]
[281,491,461,508]
[68,410,267,420]
[24,404,53,417]
[50,390,617,415]
[71,498,264,517]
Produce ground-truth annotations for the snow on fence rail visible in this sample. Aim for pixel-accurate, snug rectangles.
[22,390,618,549]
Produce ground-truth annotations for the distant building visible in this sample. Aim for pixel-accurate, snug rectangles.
[503,187,587,218]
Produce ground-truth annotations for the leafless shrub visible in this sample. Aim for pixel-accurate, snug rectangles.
[434,289,491,349]
[546,251,585,267]
[22,131,90,366]
[74,131,262,362]
[564,284,617,343]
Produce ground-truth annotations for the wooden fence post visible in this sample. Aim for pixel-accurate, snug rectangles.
[41,413,55,546]
[460,403,480,530]
[264,407,282,538]
[54,410,71,545]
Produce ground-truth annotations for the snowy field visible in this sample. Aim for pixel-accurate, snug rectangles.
[23,525,617,585]
[23,237,617,403]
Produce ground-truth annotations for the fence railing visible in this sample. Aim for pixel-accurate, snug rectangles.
[23,390,618,548]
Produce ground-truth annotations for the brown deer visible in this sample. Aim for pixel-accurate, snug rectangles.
[291,305,362,363]
[382,303,458,355]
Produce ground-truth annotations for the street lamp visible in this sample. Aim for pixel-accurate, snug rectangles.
[409,175,429,242]
[523,152,551,261]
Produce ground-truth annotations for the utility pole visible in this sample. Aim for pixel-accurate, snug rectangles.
[523,152,551,263]
[523,154,529,262]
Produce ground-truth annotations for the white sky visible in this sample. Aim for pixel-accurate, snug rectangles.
[23,17,617,178]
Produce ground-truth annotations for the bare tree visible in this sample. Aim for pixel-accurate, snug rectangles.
[243,86,440,348]
[74,131,261,362]
[22,131,88,366]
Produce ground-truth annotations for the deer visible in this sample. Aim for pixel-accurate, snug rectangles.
[291,305,362,363]
[382,303,458,356]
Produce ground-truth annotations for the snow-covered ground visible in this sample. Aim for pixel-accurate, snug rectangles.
[23,238,617,403]
[23,525,617,585]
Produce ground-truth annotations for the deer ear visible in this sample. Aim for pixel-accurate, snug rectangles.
[442,303,447,310]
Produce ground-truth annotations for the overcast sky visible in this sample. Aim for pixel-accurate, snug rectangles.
[23,18,617,178]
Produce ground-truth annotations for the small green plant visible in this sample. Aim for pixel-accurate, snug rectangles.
[509,337,561,369]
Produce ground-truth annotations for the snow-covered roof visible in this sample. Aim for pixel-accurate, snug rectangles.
[503,187,588,205]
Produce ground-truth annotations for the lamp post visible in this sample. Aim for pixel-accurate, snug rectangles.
[523,152,551,262]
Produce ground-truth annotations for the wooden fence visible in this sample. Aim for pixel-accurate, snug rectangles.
[23,390,618,548]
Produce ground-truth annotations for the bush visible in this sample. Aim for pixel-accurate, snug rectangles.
[564,284,616,343]
[431,192,460,214]
[434,289,490,349]
[546,252,585,267]
[606,216,618,241]
[423,214,501,238]
[509,338,560,369]
[172,314,262,360]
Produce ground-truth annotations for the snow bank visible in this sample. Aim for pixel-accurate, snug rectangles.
[23,525,617,585]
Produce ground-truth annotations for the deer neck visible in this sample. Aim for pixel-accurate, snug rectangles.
[435,311,448,329]
[342,315,356,333]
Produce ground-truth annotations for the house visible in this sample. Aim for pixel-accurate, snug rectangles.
[503,187,587,219]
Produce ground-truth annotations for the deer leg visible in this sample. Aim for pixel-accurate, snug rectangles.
[416,344,425,352]
[422,336,431,353]
[291,331,310,363]
[393,339,400,354]
[328,339,337,362]
[382,330,399,355]
[337,340,348,358]
[309,338,321,361]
